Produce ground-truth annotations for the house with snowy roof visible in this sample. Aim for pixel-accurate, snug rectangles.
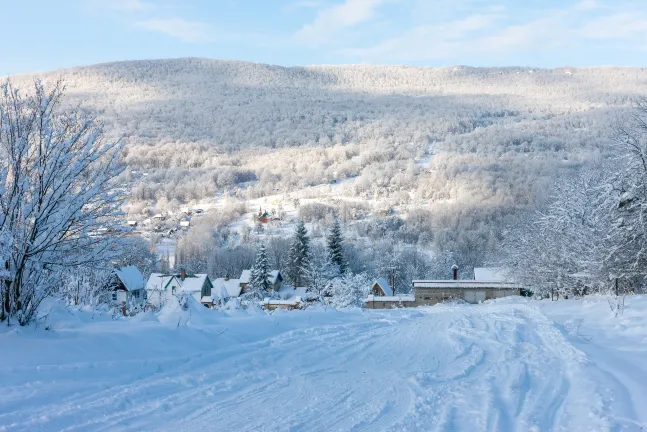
[212,275,243,304]
[412,265,520,305]
[238,269,283,293]
[145,273,181,308]
[108,266,146,306]
[371,278,393,297]
[145,268,213,308]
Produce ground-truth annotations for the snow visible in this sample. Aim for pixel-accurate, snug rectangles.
[145,273,176,291]
[114,266,145,292]
[212,278,242,299]
[413,280,521,289]
[177,274,209,293]
[366,294,415,302]
[473,267,509,281]
[268,270,281,284]
[1,296,647,431]
[262,296,301,305]
[373,277,393,296]
[239,269,251,284]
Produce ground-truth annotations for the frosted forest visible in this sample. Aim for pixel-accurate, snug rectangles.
[5,59,647,304]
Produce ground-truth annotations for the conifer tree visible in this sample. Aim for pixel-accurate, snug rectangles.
[248,242,271,299]
[326,218,347,274]
[287,220,311,287]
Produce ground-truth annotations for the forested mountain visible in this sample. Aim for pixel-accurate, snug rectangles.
[8,59,647,282]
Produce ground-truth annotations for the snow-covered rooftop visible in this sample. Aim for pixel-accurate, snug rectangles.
[269,270,282,284]
[373,278,393,296]
[239,270,251,284]
[213,278,243,299]
[145,273,177,291]
[473,267,510,282]
[263,296,301,305]
[115,266,145,292]
[366,295,415,302]
[177,274,210,293]
[413,280,520,289]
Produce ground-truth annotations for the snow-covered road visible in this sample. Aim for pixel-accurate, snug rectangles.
[1,298,646,431]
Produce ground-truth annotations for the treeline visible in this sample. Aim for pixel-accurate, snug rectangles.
[503,100,647,306]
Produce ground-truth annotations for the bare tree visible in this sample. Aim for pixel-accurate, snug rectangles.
[0,79,126,325]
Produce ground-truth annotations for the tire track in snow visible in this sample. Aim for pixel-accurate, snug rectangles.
[0,304,611,432]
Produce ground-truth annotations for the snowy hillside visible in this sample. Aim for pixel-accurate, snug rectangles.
[9,59,647,280]
[8,59,647,151]
[1,296,646,431]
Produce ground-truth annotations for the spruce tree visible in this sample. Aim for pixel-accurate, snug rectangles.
[248,242,271,298]
[287,220,311,287]
[326,218,347,274]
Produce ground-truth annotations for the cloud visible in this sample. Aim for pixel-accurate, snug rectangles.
[135,18,214,43]
[337,0,647,64]
[103,0,155,12]
[338,13,503,62]
[295,0,385,45]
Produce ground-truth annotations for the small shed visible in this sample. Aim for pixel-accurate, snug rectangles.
[371,278,393,297]
[239,269,251,292]
[268,270,283,291]
[262,296,302,311]
[110,266,146,308]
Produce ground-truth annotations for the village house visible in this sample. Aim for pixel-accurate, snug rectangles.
[365,266,520,309]
[238,269,283,293]
[108,266,147,308]
[145,268,213,308]
[145,273,181,308]
[370,278,393,297]
[412,265,520,306]
[364,277,417,309]
[212,274,244,304]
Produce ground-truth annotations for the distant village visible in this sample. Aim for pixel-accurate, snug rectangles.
[107,263,521,314]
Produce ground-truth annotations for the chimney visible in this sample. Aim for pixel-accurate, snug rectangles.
[452,264,458,280]
[225,273,230,281]
[180,266,186,281]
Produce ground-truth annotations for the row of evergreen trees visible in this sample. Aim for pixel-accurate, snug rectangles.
[244,219,347,300]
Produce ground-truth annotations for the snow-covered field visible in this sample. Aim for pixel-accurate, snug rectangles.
[1,296,646,432]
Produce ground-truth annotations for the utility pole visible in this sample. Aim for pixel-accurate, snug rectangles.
[386,266,396,295]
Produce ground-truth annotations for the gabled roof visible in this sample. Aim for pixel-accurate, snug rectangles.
[239,269,251,284]
[177,274,211,292]
[213,278,242,299]
[146,273,179,291]
[373,278,393,296]
[269,270,282,284]
[114,266,145,292]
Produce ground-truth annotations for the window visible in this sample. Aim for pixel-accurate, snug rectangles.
[171,286,176,294]
[111,293,117,301]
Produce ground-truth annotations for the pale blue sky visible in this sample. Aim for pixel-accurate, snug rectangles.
[2,0,646,75]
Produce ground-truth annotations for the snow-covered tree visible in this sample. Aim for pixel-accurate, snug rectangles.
[246,242,271,300]
[287,220,310,287]
[327,218,347,274]
[329,272,371,308]
[304,244,338,300]
[0,79,125,325]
